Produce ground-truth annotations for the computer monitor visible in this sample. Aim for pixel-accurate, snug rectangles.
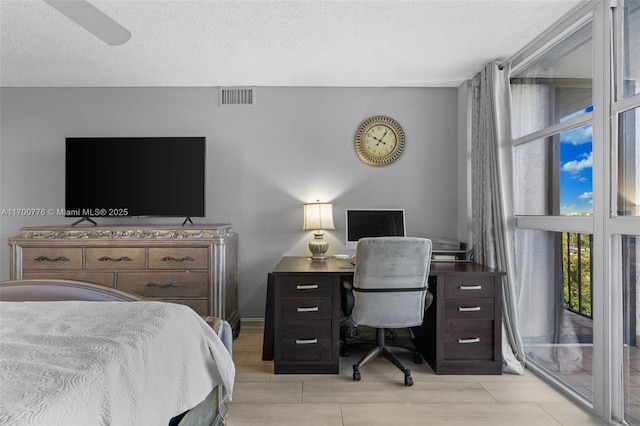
[345,209,406,250]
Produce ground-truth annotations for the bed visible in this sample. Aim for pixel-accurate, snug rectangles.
[0,279,235,426]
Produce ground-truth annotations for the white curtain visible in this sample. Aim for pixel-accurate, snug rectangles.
[471,61,525,374]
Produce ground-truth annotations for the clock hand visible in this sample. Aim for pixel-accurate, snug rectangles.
[375,130,388,146]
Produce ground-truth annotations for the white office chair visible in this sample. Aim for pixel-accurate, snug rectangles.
[350,237,432,386]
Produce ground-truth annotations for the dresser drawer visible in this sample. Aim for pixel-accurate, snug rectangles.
[281,275,333,298]
[117,272,208,297]
[444,275,495,298]
[444,297,494,320]
[443,320,494,360]
[148,247,208,270]
[86,247,146,270]
[22,247,83,270]
[163,298,209,316]
[23,271,115,286]
[282,297,332,321]
[280,320,333,361]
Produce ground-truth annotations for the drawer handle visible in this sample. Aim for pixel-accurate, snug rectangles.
[459,285,482,291]
[161,256,195,262]
[296,284,319,290]
[146,282,181,288]
[295,339,318,345]
[34,256,70,262]
[98,256,132,262]
[458,306,481,312]
[458,337,480,344]
[296,307,319,313]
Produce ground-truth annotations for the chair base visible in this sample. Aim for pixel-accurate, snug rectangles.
[352,328,415,386]
[341,324,422,365]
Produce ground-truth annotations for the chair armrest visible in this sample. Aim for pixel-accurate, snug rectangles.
[204,316,233,356]
[204,316,225,336]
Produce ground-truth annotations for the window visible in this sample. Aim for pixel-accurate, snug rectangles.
[622,1,640,99]
[517,229,594,400]
[617,106,639,217]
[511,15,595,406]
[508,1,640,423]
[513,126,593,216]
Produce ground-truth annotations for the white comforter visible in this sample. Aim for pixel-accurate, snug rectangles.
[0,301,235,426]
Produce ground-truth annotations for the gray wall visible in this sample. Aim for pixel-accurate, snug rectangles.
[0,86,460,318]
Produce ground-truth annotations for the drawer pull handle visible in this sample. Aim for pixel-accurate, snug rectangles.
[34,256,69,262]
[459,285,482,291]
[146,282,181,288]
[98,256,132,262]
[458,306,481,312]
[296,307,319,313]
[161,256,195,262]
[458,337,480,344]
[296,284,319,290]
[295,339,318,345]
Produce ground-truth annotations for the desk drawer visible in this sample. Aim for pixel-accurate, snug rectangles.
[148,247,208,270]
[118,272,208,298]
[22,247,82,270]
[444,297,494,320]
[281,320,332,361]
[444,275,495,298]
[443,320,494,360]
[86,247,146,270]
[281,275,333,298]
[282,297,332,320]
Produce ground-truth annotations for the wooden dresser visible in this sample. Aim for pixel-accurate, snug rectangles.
[8,225,240,336]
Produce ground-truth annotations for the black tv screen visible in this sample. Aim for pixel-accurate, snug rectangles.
[65,137,205,218]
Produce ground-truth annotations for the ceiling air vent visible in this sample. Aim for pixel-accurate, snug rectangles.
[219,87,255,107]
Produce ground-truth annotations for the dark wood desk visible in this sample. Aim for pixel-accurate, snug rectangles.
[263,257,504,375]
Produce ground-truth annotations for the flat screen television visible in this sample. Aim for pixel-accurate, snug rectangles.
[65,137,205,222]
[345,209,406,250]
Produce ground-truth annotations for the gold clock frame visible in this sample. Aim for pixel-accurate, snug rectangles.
[354,115,405,166]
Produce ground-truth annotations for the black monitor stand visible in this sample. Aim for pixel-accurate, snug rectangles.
[182,217,194,226]
[71,216,97,227]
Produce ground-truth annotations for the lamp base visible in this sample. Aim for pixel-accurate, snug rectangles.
[308,231,329,260]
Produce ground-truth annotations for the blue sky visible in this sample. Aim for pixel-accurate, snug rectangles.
[560,107,593,215]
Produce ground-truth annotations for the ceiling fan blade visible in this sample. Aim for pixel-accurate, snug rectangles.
[43,0,131,46]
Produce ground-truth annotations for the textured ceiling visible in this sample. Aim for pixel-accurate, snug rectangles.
[0,0,586,88]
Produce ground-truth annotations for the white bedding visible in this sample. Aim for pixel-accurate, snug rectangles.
[0,301,235,426]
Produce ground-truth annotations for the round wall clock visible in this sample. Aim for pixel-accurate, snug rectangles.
[354,115,405,166]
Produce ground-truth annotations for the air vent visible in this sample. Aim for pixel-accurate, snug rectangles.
[219,87,255,107]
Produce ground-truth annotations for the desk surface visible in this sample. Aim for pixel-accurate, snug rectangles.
[272,256,504,276]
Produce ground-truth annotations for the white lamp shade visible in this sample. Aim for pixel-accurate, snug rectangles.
[303,202,335,231]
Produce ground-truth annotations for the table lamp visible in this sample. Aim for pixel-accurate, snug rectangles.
[303,201,335,260]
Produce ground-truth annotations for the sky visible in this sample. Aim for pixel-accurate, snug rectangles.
[560,106,593,215]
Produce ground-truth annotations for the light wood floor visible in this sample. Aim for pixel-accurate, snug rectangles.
[227,320,605,426]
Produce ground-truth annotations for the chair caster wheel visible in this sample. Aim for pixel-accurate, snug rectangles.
[413,353,422,364]
[404,369,413,386]
[353,365,361,381]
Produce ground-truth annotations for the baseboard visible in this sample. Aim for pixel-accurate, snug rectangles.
[241,318,264,327]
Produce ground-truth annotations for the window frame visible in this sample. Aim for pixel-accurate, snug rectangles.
[507,1,640,424]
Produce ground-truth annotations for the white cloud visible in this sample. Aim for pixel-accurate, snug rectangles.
[561,124,592,145]
[562,151,593,173]
[578,192,593,200]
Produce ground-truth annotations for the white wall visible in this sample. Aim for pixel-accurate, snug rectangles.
[0,86,460,317]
